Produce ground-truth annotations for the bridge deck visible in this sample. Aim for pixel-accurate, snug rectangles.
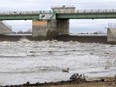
[0,9,116,20]
[0,11,53,20]
[56,12,116,19]
[56,9,116,19]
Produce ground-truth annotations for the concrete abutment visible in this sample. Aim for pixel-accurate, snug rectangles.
[32,19,69,40]
[107,28,116,43]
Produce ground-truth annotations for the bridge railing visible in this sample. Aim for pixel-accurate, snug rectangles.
[0,9,116,15]
[54,9,116,13]
[0,10,52,15]
[75,9,116,13]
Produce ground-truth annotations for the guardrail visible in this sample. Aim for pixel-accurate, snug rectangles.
[54,9,116,13]
[0,9,116,15]
[0,10,52,15]
[75,9,116,13]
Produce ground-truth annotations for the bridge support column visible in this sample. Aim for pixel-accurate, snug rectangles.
[32,19,69,40]
[57,19,69,35]
[32,20,58,40]
[107,28,116,43]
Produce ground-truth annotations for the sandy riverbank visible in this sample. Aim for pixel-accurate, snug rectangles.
[2,77,116,87]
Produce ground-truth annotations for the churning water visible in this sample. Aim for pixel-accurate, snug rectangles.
[0,38,116,85]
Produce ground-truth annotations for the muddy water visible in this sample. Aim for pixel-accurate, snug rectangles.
[0,39,116,85]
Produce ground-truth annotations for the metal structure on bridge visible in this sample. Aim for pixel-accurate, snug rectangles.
[0,6,116,20]
[56,9,116,19]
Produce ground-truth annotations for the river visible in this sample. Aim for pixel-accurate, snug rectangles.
[0,38,116,85]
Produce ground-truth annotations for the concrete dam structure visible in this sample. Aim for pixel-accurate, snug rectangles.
[0,21,12,34]
[0,6,116,42]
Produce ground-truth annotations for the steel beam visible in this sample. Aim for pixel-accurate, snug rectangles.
[0,15,39,20]
[56,13,116,19]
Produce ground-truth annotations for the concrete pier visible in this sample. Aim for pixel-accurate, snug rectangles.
[32,20,57,40]
[107,28,116,43]
[32,19,69,40]
[32,6,73,40]
[57,19,69,35]
[0,21,12,34]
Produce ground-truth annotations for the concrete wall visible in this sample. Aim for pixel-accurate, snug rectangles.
[32,20,58,40]
[32,19,69,40]
[32,20,48,37]
[107,28,116,43]
[57,19,69,35]
[47,20,58,39]
[0,21,12,34]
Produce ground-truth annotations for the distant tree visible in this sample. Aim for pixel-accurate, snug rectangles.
[24,29,32,34]
[12,31,16,34]
[17,30,24,34]
[93,31,104,34]
[93,32,98,34]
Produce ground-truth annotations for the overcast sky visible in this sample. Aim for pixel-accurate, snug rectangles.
[1,0,116,33]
